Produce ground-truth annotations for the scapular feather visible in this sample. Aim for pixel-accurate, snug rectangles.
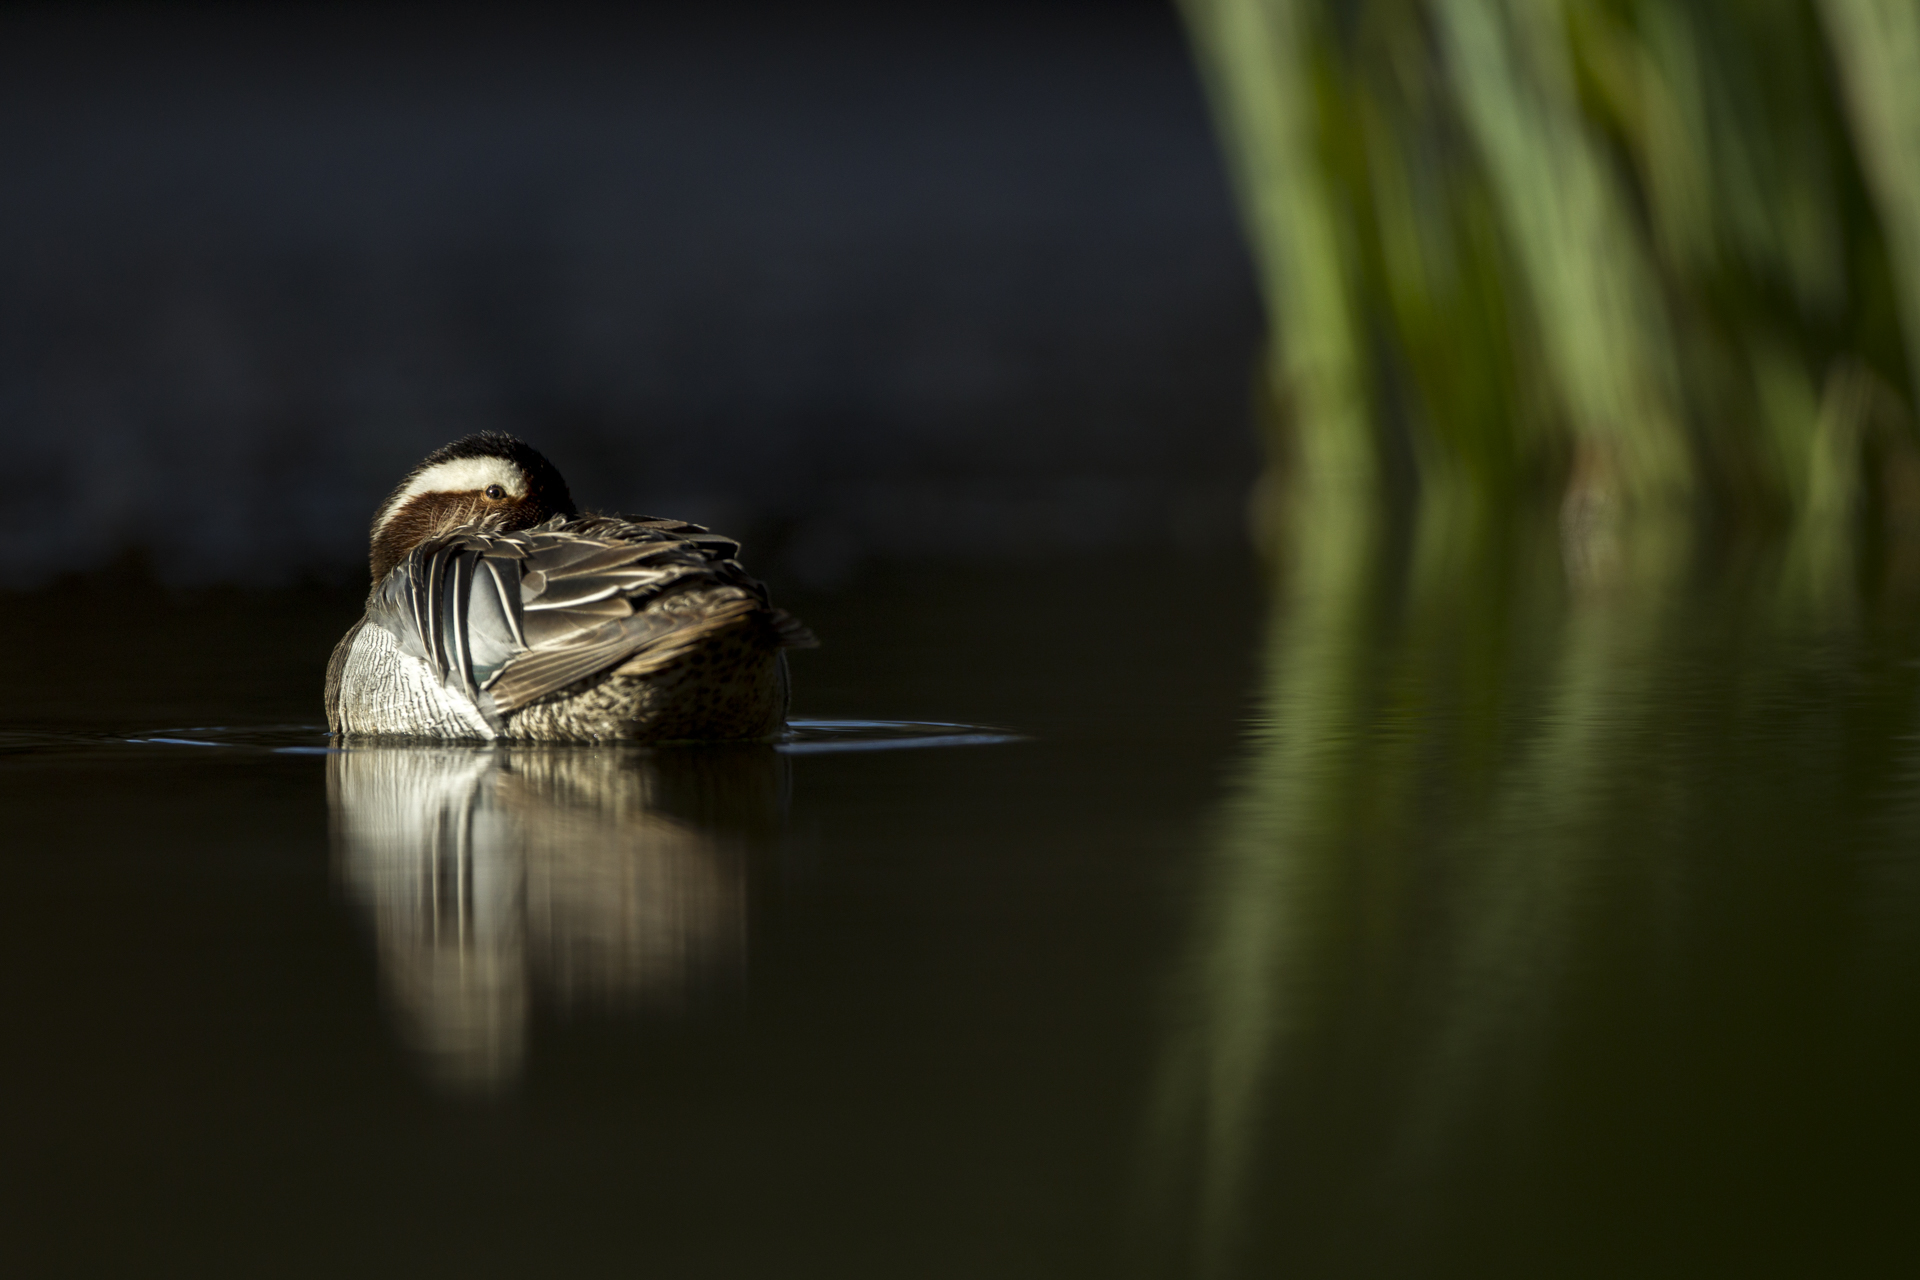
[361,512,800,718]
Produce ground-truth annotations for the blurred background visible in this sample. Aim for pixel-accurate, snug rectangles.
[1188,0,1920,559]
[0,0,1260,590]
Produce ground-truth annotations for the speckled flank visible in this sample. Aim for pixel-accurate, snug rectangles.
[505,611,790,742]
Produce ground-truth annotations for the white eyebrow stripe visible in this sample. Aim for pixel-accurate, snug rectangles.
[372,457,525,536]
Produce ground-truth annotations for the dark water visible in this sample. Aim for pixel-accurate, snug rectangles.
[8,526,1920,1276]
[0,555,1258,1277]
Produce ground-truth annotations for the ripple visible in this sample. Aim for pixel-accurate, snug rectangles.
[777,719,1024,754]
[0,720,1022,757]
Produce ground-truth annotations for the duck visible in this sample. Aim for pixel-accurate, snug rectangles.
[325,432,814,741]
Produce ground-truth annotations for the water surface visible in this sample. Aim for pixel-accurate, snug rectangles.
[6,532,1920,1276]
[0,555,1255,1277]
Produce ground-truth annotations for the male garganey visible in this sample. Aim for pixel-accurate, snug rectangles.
[325,433,812,740]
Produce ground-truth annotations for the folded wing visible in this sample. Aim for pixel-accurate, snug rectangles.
[368,515,807,729]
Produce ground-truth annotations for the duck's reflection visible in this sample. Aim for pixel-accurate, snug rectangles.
[328,744,783,1093]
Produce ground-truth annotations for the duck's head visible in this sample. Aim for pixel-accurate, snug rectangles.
[369,433,577,582]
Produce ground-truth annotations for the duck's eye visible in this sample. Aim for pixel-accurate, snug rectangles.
[484,485,506,500]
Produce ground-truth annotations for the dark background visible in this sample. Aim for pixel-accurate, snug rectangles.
[0,0,1261,590]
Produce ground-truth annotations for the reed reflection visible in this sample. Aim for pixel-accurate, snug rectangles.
[329,744,782,1093]
[1140,486,1920,1278]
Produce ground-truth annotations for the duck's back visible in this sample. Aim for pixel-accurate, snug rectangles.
[327,514,812,741]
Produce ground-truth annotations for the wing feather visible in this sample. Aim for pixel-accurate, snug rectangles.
[445,550,476,698]
[366,513,797,728]
[527,574,633,609]
[521,598,631,647]
[481,558,526,649]
[423,544,449,677]
[483,617,680,713]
